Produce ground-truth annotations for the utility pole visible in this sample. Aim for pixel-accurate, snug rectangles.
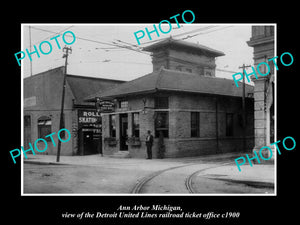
[238,64,251,152]
[29,26,32,76]
[56,46,72,162]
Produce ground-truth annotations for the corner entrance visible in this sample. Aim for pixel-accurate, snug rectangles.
[119,113,128,151]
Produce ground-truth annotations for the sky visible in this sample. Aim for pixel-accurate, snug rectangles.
[21,24,255,82]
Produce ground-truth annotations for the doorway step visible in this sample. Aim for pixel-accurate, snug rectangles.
[109,151,131,158]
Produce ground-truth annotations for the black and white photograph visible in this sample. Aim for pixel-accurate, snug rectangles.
[4,6,298,225]
[20,23,277,196]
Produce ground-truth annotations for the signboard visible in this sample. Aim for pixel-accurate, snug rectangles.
[78,109,101,124]
[24,96,36,107]
[96,98,115,113]
[78,109,102,135]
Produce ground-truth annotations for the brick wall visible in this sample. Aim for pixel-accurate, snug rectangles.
[101,92,254,158]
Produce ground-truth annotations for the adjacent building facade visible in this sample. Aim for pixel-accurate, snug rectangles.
[87,38,255,158]
[23,66,124,156]
[247,25,275,160]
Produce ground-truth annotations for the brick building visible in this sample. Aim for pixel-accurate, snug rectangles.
[23,66,124,156]
[86,38,255,158]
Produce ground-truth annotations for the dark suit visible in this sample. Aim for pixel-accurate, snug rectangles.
[145,134,154,159]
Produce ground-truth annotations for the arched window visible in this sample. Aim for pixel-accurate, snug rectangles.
[38,116,52,141]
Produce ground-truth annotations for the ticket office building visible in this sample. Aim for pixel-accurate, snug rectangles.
[95,68,254,158]
[88,38,255,158]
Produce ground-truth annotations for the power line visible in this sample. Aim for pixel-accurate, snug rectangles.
[216,68,239,74]
[69,59,151,66]
[30,26,116,46]
[172,25,218,38]
[115,39,139,48]
[32,25,74,46]
[179,26,234,41]
[111,41,150,55]
[30,26,150,55]
[139,26,217,46]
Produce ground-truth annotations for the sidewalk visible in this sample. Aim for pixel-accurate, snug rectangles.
[23,152,244,165]
[196,164,275,184]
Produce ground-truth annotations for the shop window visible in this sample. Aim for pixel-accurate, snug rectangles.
[38,116,52,141]
[154,96,169,109]
[132,112,140,137]
[191,112,200,137]
[155,112,169,138]
[109,114,116,138]
[226,113,234,136]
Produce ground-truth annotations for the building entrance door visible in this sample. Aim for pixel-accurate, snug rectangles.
[83,130,94,154]
[119,114,128,151]
[79,128,102,155]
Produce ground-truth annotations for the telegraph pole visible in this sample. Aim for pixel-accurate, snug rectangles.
[29,26,32,76]
[239,64,251,152]
[56,46,72,162]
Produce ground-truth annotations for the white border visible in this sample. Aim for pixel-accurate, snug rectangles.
[21,23,277,196]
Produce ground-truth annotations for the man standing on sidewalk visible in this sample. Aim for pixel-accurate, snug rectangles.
[145,130,153,159]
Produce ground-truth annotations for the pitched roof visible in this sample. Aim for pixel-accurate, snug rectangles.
[143,37,225,57]
[85,68,253,100]
[23,66,125,105]
[66,74,125,104]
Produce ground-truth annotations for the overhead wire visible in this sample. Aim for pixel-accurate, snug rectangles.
[31,25,74,47]
[27,25,240,76]
[69,59,151,66]
[30,26,150,55]
[139,25,218,46]
[179,26,234,41]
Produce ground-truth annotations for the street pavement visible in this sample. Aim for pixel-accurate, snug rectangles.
[23,153,275,194]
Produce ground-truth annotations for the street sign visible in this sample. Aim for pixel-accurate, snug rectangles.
[95,98,115,113]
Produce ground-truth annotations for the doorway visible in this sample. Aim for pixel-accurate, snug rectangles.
[83,130,94,154]
[79,128,102,155]
[119,114,128,151]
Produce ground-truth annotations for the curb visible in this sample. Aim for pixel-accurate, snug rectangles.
[24,160,69,166]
